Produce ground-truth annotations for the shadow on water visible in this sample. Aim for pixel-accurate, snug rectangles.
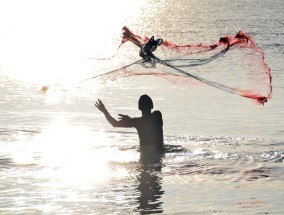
[135,150,165,214]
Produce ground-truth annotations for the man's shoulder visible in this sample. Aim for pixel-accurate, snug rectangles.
[152,111,163,124]
[152,110,162,117]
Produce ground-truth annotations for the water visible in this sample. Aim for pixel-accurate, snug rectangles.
[1,0,284,214]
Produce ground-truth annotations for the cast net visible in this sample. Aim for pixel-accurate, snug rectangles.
[78,27,273,104]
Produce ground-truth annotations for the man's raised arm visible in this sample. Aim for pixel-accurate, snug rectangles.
[95,99,131,128]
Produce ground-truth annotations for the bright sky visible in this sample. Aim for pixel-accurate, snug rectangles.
[0,0,144,82]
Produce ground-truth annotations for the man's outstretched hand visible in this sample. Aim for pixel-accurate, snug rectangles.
[95,99,107,114]
[118,114,131,121]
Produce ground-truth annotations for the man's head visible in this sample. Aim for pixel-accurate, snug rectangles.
[138,94,153,111]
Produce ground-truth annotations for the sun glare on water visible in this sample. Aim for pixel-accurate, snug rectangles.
[11,115,137,184]
[1,0,144,184]
[0,0,144,84]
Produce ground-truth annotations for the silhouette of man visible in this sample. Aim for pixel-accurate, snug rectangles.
[95,95,164,151]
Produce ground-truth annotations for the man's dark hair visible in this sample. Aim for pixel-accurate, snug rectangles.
[138,94,153,110]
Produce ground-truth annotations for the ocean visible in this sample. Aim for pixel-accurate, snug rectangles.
[0,0,283,214]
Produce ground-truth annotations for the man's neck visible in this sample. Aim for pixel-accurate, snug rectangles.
[141,110,151,116]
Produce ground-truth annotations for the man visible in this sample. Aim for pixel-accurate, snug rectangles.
[95,95,164,151]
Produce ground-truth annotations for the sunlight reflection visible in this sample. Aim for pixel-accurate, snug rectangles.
[32,115,111,182]
[11,150,35,165]
[8,113,140,187]
[0,0,145,84]
[14,114,138,184]
[41,80,102,104]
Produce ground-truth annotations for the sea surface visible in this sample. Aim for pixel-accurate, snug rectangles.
[0,0,284,214]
